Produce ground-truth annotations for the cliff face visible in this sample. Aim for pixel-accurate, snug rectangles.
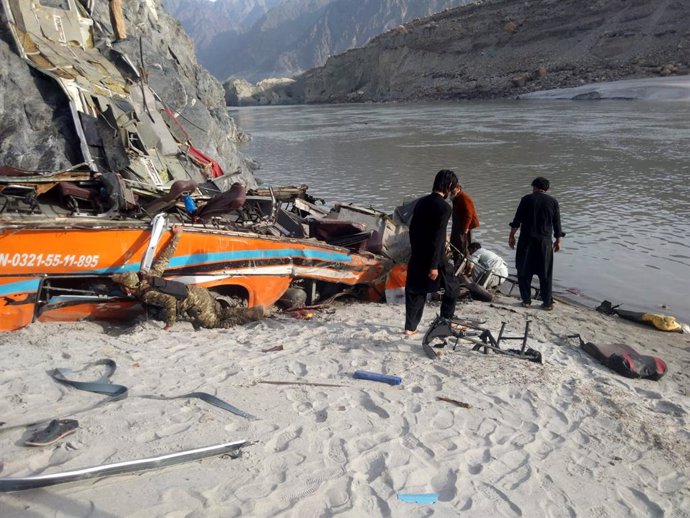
[279,0,690,103]
[0,15,78,171]
[168,0,471,82]
[0,0,253,183]
[162,0,282,60]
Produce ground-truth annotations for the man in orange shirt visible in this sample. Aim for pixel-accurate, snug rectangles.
[450,183,479,268]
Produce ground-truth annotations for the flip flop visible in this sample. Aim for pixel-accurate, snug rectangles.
[25,419,79,447]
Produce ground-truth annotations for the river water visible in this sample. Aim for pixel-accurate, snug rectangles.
[232,101,690,322]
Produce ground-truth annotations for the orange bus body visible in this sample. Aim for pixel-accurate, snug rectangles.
[0,224,388,331]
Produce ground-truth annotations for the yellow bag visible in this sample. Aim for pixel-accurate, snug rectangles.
[640,313,682,332]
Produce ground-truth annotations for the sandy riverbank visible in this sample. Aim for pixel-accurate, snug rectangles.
[0,294,688,516]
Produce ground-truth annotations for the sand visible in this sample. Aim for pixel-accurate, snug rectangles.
[519,76,690,101]
[0,294,688,517]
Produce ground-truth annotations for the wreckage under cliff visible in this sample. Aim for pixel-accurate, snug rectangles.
[0,0,408,331]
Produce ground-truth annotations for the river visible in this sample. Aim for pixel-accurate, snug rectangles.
[232,101,690,322]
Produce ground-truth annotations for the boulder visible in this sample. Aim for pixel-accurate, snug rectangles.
[0,0,254,186]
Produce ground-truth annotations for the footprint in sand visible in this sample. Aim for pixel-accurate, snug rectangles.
[296,401,313,414]
[359,393,390,419]
[510,431,536,449]
[433,365,452,377]
[466,447,491,475]
[154,421,193,439]
[431,409,455,430]
[622,487,664,516]
[281,466,345,505]
[326,437,348,466]
[287,361,307,376]
[428,374,444,391]
[356,451,388,483]
[314,408,328,423]
[588,505,614,518]
[654,400,687,416]
[499,451,531,491]
[459,497,473,511]
[477,482,523,517]
[407,401,422,414]
[264,452,306,485]
[431,466,458,501]
[134,429,157,444]
[324,481,352,510]
[635,387,662,400]
[267,425,303,452]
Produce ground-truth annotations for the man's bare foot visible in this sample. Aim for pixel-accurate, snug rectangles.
[403,329,418,336]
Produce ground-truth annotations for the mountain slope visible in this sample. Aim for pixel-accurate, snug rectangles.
[162,0,282,55]
[278,0,689,103]
[166,0,472,81]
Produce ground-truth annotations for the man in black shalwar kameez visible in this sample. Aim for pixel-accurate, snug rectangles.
[508,177,565,310]
[404,170,460,335]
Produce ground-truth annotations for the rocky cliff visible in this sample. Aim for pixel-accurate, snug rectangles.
[169,0,471,82]
[162,0,282,61]
[0,0,253,183]
[270,0,690,104]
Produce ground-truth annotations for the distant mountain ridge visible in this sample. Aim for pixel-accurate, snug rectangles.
[162,0,283,53]
[163,0,472,81]
[269,0,690,103]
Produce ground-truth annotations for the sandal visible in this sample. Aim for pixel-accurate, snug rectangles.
[25,419,79,447]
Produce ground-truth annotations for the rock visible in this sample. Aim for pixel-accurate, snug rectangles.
[224,77,296,106]
[536,66,548,78]
[0,27,80,170]
[512,74,530,87]
[0,0,254,186]
[225,79,256,106]
[657,63,677,76]
[504,21,518,33]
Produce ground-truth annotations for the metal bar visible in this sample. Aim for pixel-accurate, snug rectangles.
[522,320,531,353]
[0,440,248,492]
[496,322,507,347]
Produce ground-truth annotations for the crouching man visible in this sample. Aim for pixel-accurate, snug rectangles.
[467,242,509,289]
[112,225,264,330]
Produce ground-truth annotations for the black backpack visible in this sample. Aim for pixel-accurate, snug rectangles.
[149,276,189,300]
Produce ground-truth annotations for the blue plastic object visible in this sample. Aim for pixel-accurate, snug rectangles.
[353,370,402,385]
[184,194,197,214]
[397,493,439,504]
